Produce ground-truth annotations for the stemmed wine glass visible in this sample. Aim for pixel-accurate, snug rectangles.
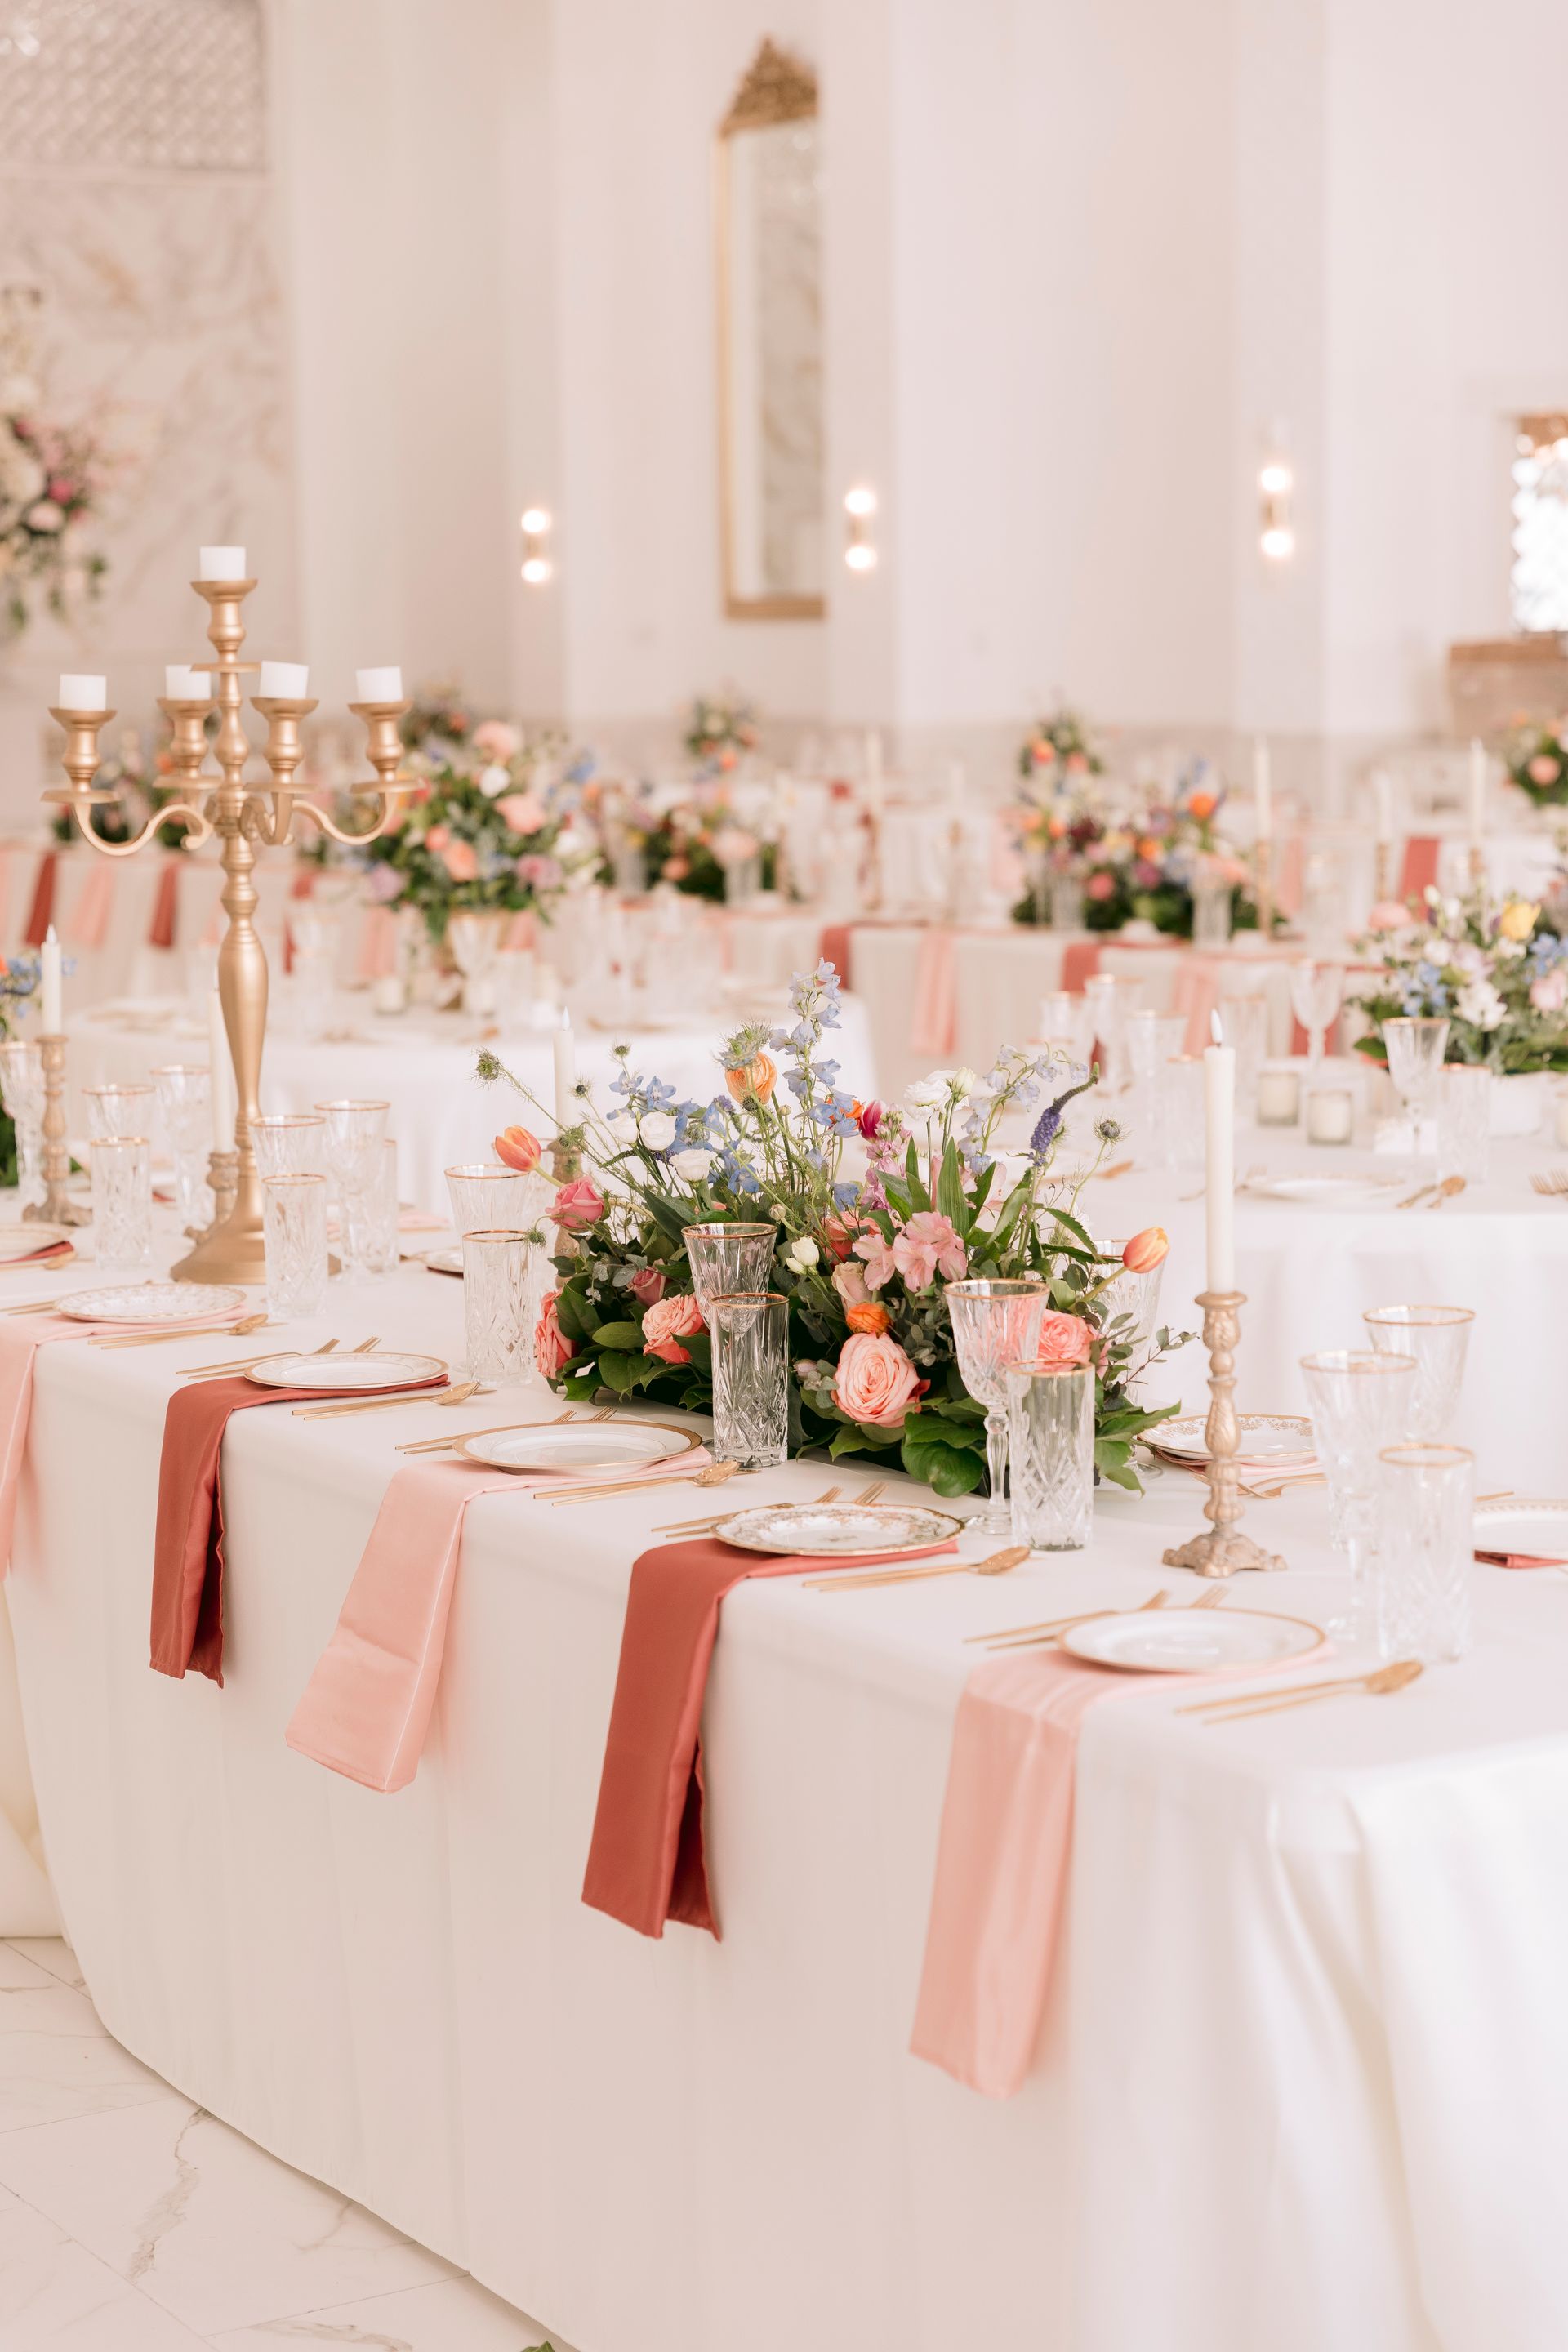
[1289,960,1346,1073]
[1382,1016,1449,1169]
[1299,1348,1417,1641]
[945,1279,1052,1537]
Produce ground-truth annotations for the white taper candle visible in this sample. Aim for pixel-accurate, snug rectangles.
[1203,1008,1236,1293]
[40,926,62,1036]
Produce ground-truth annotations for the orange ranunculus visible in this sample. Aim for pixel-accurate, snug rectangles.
[725,1050,777,1105]
[1121,1227,1169,1273]
[1138,835,1161,861]
[846,1299,891,1337]
[494,1124,542,1174]
[1187,791,1218,822]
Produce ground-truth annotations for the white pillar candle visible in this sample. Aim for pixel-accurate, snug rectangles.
[208,986,236,1152]
[553,1009,577,1126]
[198,546,247,581]
[1373,768,1394,844]
[1255,1065,1301,1126]
[1468,739,1486,848]
[59,674,106,710]
[257,661,309,698]
[1203,1010,1236,1292]
[1253,736,1272,838]
[1306,1086,1354,1146]
[41,925,62,1036]
[164,666,211,700]
[356,666,403,702]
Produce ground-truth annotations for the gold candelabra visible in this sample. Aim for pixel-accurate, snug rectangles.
[1161,1290,1286,1578]
[45,572,416,1282]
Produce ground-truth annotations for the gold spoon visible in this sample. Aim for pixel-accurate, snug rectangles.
[804,1544,1030,1593]
[1181,1657,1423,1722]
[294,1379,478,1421]
[96,1312,272,1350]
[545,1459,742,1506]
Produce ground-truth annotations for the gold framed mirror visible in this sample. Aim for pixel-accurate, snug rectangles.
[715,39,825,620]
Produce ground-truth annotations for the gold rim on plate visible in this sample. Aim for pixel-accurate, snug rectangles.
[1060,1608,1328,1673]
[713,1502,964,1557]
[454,1420,702,1474]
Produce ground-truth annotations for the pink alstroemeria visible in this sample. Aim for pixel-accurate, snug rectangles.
[891,1211,968,1291]
[853,1229,898,1292]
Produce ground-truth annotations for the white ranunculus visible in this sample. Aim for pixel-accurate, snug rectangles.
[670,1147,714,1182]
[479,763,510,798]
[902,1071,953,1116]
[639,1110,676,1151]
[1456,978,1506,1031]
[1493,936,1525,961]
[24,498,62,532]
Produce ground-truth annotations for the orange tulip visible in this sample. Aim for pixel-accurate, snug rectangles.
[1121,1227,1169,1273]
[494,1124,542,1174]
[846,1299,891,1336]
[725,1050,777,1106]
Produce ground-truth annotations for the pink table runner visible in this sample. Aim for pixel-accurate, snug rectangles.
[65,863,114,951]
[1399,835,1440,900]
[23,853,56,948]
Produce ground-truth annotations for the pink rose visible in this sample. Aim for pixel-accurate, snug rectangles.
[1368,899,1411,931]
[891,1211,968,1291]
[629,1267,667,1306]
[534,1290,575,1379]
[553,1177,606,1232]
[497,792,546,834]
[474,720,522,760]
[642,1291,706,1365]
[1035,1311,1094,1369]
[425,824,450,851]
[1530,968,1568,1013]
[832,1258,871,1309]
[441,839,480,882]
[853,1229,898,1292]
[833,1330,922,1428]
[1086,872,1117,902]
[1528,755,1561,785]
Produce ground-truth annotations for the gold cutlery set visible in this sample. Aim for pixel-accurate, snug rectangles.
[1396,1174,1465,1210]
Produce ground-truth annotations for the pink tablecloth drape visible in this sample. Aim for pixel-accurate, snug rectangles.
[1399,835,1441,901]
[65,862,115,950]
[910,929,958,1058]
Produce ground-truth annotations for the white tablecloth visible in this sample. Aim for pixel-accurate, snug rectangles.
[5,1261,1567,2350]
[67,992,880,1215]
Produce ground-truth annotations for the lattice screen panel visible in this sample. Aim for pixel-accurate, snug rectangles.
[0,0,264,173]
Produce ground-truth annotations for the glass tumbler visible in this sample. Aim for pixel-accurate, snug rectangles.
[945,1278,1053,1536]
[1007,1364,1094,1550]
[1383,1016,1449,1160]
[250,1113,327,1178]
[342,1136,400,1283]
[1124,1011,1187,1170]
[1299,1348,1417,1640]
[90,1135,153,1279]
[1374,1443,1474,1664]
[262,1172,328,1320]
[151,1064,212,1232]
[462,1227,544,1387]
[0,1040,45,1209]
[447,1161,550,1236]
[683,1222,777,1315]
[1436,1065,1492,1183]
[708,1291,789,1469]
[1362,1304,1473,1441]
[84,1083,156,1141]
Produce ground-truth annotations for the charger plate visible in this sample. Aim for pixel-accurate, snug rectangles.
[246,1349,447,1393]
[1473,1498,1568,1559]
[714,1502,963,1557]
[1062,1609,1327,1674]
[457,1422,698,1474]
[59,1282,247,1325]
[0,1223,72,1264]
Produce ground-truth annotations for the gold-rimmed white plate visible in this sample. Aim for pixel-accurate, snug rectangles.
[245,1349,448,1393]
[59,1282,248,1325]
[1152,1413,1315,1468]
[1062,1608,1327,1673]
[1245,1174,1405,1206]
[457,1422,700,1474]
[0,1223,72,1263]
[1474,1498,1568,1557]
[424,1247,465,1277]
[714,1502,963,1557]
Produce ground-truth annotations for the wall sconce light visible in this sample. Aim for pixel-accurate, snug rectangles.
[1258,458,1294,564]
[844,485,878,572]
[520,507,553,585]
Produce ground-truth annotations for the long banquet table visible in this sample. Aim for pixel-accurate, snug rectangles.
[5,1256,1567,2351]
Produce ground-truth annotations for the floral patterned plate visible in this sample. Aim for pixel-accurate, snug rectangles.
[1152,1413,1314,1468]
[245,1350,448,1393]
[714,1502,964,1557]
[58,1283,248,1325]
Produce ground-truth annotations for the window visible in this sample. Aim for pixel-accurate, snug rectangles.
[1511,414,1568,635]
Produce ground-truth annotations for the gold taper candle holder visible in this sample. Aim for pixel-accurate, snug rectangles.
[198,1147,239,1239]
[1162,1290,1285,1578]
[1374,840,1393,902]
[22,1036,89,1227]
[1468,842,1486,886]
[44,572,418,1283]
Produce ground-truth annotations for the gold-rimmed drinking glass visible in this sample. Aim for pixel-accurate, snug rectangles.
[946,1277,1052,1537]
[1376,1442,1474,1664]
[84,1082,156,1141]
[1007,1363,1094,1551]
[683,1222,777,1315]
[462,1227,546,1387]
[1299,1348,1417,1639]
[1362,1304,1473,1441]
[250,1112,327,1178]
[1383,1016,1448,1162]
[707,1290,789,1468]
[446,1160,550,1236]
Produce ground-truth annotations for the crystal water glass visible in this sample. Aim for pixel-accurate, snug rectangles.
[263,1173,328,1320]
[1084,972,1139,1092]
[447,1161,549,1235]
[1125,1010,1187,1169]
[84,1083,156,1141]
[1436,1065,1492,1182]
[1007,1364,1094,1550]
[708,1291,789,1469]
[1374,1443,1474,1664]
[464,1227,545,1387]
[315,1097,390,1156]
[150,1064,212,1232]
[250,1113,327,1178]
[341,1136,399,1284]
[1299,1348,1417,1639]
[1037,989,1095,1069]
[1362,1304,1473,1441]
[90,1135,153,1279]
[1383,1016,1449,1155]
[1191,875,1233,949]
[946,1278,1052,1537]
[684,1223,777,1314]
[0,1040,46,1209]
[1290,960,1346,1071]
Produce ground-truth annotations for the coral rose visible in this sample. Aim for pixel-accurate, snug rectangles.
[425,825,450,852]
[846,1299,891,1336]
[1086,872,1117,901]
[1527,755,1560,786]
[833,1330,922,1428]
[441,839,480,883]
[642,1291,706,1365]
[1035,1311,1094,1369]
[725,1050,777,1105]
[1187,791,1218,822]
[535,1290,575,1379]
[552,1176,607,1232]
[1121,1227,1169,1273]
[497,791,546,834]
[628,1266,667,1306]
[493,1124,541,1174]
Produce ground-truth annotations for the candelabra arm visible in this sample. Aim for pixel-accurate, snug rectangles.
[292,795,405,849]
[69,799,214,859]
[242,795,291,850]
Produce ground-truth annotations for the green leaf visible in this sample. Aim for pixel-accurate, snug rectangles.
[552,1285,596,1344]
[901,1431,985,1495]
[590,1320,645,1351]
[936,1140,967,1227]
[595,1351,642,1393]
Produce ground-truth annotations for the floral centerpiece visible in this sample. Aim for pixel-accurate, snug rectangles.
[1015,706,1104,785]
[0,369,109,640]
[0,949,44,1186]
[1504,718,1568,811]
[1350,888,1568,1072]
[478,964,1183,1494]
[1012,762,1265,936]
[621,791,777,901]
[359,719,573,943]
[684,693,760,775]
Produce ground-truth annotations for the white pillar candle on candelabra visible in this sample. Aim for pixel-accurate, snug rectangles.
[553,1010,577,1126]
[356,666,403,702]
[1468,739,1487,852]
[207,986,237,1152]
[41,925,62,1035]
[1203,1009,1236,1292]
[258,662,309,697]
[59,675,105,710]
[198,546,247,581]
[165,666,210,699]
[1253,736,1272,839]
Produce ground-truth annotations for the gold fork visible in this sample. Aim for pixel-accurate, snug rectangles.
[179,1337,340,1377]
[1530,1169,1568,1197]
[979,1582,1228,1648]
[396,1405,587,1454]
[964,1588,1174,1648]
[545,1459,742,1507]
[804,1544,1030,1593]
[656,1483,842,1535]
[294,1379,478,1421]
[1179,1656,1423,1722]
[95,1312,271,1350]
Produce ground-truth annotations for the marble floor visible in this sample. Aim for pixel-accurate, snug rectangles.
[0,1939,575,2350]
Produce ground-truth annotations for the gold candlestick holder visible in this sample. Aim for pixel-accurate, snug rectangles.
[1468,842,1486,886]
[45,572,418,1282]
[23,1036,90,1227]
[1162,1289,1285,1578]
[1374,839,1393,902]
[197,1147,239,1240]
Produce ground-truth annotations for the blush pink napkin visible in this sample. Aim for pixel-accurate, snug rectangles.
[150,1372,448,1686]
[817,923,853,987]
[583,1536,957,1941]
[1059,938,1102,996]
[911,929,958,1057]
[1399,835,1441,901]
[66,863,114,951]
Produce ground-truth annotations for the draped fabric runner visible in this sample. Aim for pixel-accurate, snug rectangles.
[910,929,958,1057]
[23,853,56,948]
[355,905,401,981]
[582,1536,957,1941]
[147,861,180,951]
[66,863,115,951]
[1059,938,1102,996]
[1399,835,1441,901]
[150,1372,448,1686]
[817,922,853,988]
[288,1445,714,1789]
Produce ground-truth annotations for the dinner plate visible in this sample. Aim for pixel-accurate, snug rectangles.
[245,1349,448,1393]
[58,1282,248,1325]
[1062,1608,1327,1673]
[1244,1174,1405,1206]
[0,1223,72,1263]
[1152,1413,1315,1468]
[713,1502,964,1557]
[457,1422,699,1473]
[1473,1498,1568,1558]
[424,1247,465,1277]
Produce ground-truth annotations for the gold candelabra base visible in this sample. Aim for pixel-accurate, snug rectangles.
[22,1035,90,1227]
[1162,1289,1286,1579]
[172,1190,265,1284]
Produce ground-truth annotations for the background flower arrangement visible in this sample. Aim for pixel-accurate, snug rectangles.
[0,376,109,640]
[1015,707,1104,784]
[479,964,1183,1495]
[684,693,760,774]
[1352,888,1568,1073]
[1012,762,1264,935]
[0,950,44,1187]
[1504,717,1568,811]
[620,790,777,901]
[358,715,577,942]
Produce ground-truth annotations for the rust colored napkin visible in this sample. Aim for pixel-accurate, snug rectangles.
[149,1370,448,1686]
[582,1535,956,1940]
[1475,1548,1567,1570]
